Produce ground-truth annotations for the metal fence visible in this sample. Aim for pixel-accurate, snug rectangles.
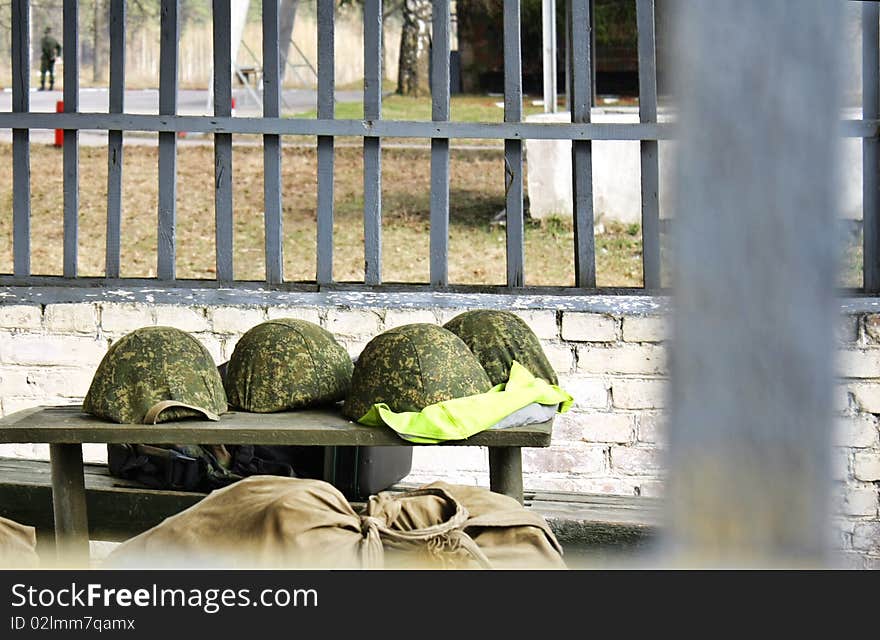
[0,0,875,294]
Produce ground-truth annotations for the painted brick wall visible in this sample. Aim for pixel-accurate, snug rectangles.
[0,295,877,567]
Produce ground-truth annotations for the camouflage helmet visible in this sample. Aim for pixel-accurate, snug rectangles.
[443,310,558,386]
[224,318,353,413]
[83,326,227,424]
[343,323,492,421]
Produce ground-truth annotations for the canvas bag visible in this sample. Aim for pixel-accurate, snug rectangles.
[107,476,565,569]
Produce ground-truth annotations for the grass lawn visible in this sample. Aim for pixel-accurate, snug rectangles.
[295,94,549,123]
[0,142,647,287]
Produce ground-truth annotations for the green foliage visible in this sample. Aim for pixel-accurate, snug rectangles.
[594,0,638,48]
[537,216,571,240]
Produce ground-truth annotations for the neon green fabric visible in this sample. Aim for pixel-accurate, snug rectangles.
[358,361,573,443]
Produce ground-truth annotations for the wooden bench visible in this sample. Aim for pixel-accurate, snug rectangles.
[0,456,660,565]
[0,405,555,561]
[236,65,260,87]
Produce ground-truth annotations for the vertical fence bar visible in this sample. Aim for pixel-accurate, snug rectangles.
[667,0,840,565]
[638,0,660,289]
[590,0,597,108]
[62,0,79,278]
[504,0,525,288]
[213,0,234,283]
[570,0,595,287]
[430,0,451,288]
[316,0,335,285]
[263,0,283,285]
[564,0,571,111]
[106,0,126,280]
[11,0,30,278]
[157,0,179,281]
[363,0,382,285]
[863,2,880,292]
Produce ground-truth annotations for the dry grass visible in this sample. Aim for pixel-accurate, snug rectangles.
[0,141,646,287]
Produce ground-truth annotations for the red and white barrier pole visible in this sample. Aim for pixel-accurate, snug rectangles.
[54,100,63,147]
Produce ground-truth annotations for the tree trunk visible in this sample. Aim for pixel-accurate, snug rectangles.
[396,0,432,96]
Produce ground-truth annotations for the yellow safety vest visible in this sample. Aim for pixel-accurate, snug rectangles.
[358,361,573,443]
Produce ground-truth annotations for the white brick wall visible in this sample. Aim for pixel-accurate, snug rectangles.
[324,308,383,337]
[155,305,210,332]
[542,342,574,373]
[0,299,876,566]
[841,485,879,517]
[557,375,609,409]
[512,310,558,340]
[853,523,880,554]
[265,306,322,326]
[577,344,666,375]
[210,306,266,334]
[523,444,607,475]
[100,303,154,334]
[0,334,107,367]
[854,452,880,481]
[622,315,668,343]
[849,383,880,413]
[610,446,664,476]
[612,378,666,409]
[44,304,98,335]
[840,350,880,379]
[576,412,635,444]
[383,309,438,329]
[0,305,42,331]
[637,412,665,444]
[198,334,227,364]
[561,313,618,342]
[836,415,880,448]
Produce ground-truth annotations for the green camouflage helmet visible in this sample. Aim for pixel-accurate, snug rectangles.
[224,318,354,412]
[343,323,492,421]
[443,310,558,386]
[83,326,227,424]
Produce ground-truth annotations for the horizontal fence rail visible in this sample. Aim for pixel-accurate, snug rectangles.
[0,113,678,140]
[1,0,877,294]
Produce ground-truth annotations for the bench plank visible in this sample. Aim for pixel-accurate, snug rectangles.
[0,406,553,447]
[0,458,658,555]
[0,458,204,541]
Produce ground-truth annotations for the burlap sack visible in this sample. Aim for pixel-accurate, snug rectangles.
[0,515,40,568]
[107,476,565,569]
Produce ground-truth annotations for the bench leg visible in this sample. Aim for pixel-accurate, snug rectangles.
[49,443,90,565]
[489,447,524,505]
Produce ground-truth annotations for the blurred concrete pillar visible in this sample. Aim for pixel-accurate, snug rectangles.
[542,0,557,113]
[666,0,843,565]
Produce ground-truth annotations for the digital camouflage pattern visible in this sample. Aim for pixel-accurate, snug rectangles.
[224,318,353,412]
[444,310,558,386]
[343,323,492,421]
[83,326,227,424]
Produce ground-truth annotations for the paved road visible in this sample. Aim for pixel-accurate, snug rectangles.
[0,85,360,115]
[0,86,363,146]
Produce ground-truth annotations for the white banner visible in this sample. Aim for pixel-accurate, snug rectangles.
[231,0,251,68]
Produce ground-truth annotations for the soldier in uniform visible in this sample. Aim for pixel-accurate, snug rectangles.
[39,27,62,91]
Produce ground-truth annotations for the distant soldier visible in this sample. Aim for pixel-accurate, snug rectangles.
[39,27,62,91]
